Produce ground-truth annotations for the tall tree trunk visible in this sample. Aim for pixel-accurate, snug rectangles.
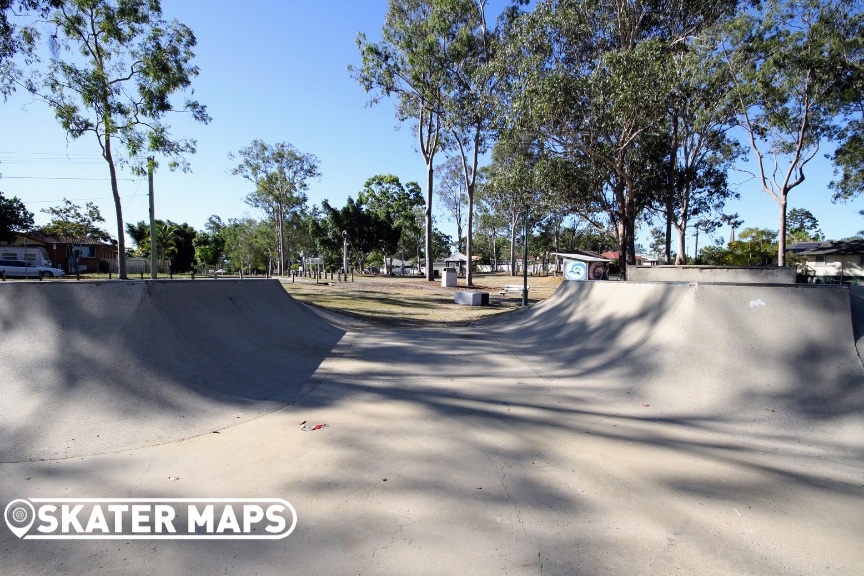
[777,195,787,266]
[675,222,686,265]
[277,200,285,276]
[509,209,517,276]
[492,226,497,272]
[425,161,434,280]
[466,186,474,286]
[665,114,678,265]
[105,133,127,279]
[693,228,700,264]
[554,217,561,274]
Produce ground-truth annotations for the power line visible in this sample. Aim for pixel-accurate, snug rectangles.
[20,196,140,203]
[1,176,141,181]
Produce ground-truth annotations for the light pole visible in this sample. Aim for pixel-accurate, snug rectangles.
[342,230,348,281]
[522,204,529,307]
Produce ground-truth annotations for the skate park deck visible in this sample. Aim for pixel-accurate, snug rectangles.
[1,279,862,575]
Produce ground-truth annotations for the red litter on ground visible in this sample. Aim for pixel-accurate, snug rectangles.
[641,402,650,407]
[299,420,328,432]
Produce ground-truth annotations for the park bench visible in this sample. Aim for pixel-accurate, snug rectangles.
[500,284,528,297]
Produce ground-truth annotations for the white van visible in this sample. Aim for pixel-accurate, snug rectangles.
[0,259,66,279]
[0,246,53,267]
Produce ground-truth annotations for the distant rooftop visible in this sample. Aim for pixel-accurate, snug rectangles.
[793,240,864,255]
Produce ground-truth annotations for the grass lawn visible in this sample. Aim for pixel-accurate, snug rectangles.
[281,272,564,327]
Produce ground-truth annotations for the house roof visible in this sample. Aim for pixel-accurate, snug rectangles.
[552,251,611,263]
[601,251,653,262]
[787,241,822,253]
[23,232,116,247]
[797,240,864,256]
[444,252,480,262]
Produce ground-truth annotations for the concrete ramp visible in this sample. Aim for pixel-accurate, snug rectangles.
[0,280,345,462]
[488,281,691,375]
[489,281,864,455]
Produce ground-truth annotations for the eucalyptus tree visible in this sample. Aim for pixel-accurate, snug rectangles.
[435,0,498,285]
[658,0,742,264]
[436,156,468,253]
[483,135,543,275]
[230,140,320,275]
[352,0,451,280]
[22,0,209,278]
[496,0,683,276]
[718,0,859,265]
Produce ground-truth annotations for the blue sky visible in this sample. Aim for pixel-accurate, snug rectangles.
[1,0,862,256]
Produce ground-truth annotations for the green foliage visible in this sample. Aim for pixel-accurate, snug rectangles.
[648,227,666,259]
[561,223,617,255]
[0,189,34,242]
[0,1,59,97]
[125,219,196,272]
[321,196,401,272]
[698,227,778,266]
[357,174,424,272]
[193,215,225,269]
[221,217,274,274]
[39,198,110,241]
[429,226,453,260]
[831,132,864,201]
[786,207,823,243]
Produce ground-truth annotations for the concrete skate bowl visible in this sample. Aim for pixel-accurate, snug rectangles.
[486,281,864,453]
[0,280,345,462]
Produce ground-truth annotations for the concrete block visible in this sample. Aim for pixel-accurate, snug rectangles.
[454,290,489,306]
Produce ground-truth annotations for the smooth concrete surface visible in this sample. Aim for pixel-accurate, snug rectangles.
[1,279,862,575]
[627,265,797,284]
[0,280,346,461]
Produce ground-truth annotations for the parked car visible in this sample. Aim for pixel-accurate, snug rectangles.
[0,259,66,279]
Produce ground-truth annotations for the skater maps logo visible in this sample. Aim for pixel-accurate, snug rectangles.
[4,498,297,540]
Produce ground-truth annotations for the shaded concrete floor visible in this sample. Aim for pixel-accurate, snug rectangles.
[1,280,862,575]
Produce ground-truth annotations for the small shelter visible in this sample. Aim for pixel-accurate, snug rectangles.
[553,251,612,281]
[443,252,479,275]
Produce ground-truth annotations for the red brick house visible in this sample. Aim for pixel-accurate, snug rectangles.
[4,233,118,273]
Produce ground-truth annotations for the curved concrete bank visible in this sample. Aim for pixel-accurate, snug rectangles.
[489,280,864,452]
[0,280,346,461]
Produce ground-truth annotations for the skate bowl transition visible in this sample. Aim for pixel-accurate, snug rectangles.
[0,280,346,461]
[1,279,862,575]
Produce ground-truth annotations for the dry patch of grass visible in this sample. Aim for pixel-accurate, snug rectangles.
[281,273,563,327]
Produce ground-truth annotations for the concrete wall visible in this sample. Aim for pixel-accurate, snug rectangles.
[626,264,797,284]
